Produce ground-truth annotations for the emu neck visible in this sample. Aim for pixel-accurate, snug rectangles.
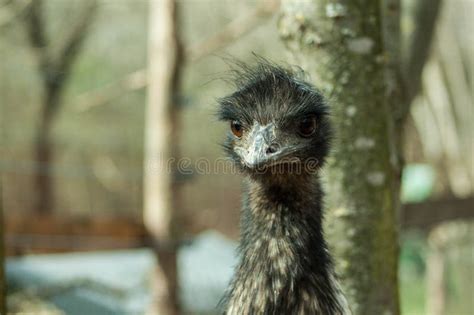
[224,176,348,314]
[243,176,325,250]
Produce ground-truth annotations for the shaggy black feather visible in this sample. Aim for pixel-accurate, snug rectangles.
[218,59,349,315]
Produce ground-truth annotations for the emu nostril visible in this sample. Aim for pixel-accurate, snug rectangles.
[266,143,280,155]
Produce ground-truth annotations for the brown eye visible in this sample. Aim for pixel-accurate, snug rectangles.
[298,116,317,137]
[230,120,243,138]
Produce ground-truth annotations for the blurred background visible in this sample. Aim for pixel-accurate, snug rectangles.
[0,0,472,314]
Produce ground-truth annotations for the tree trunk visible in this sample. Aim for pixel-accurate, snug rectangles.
[34,81,62,214]
[0,175,6,314]
[24,0,97,215]
[143,0,181,314]
[34,102,55,215]
[279,1,400,314]
[34,130,53,215]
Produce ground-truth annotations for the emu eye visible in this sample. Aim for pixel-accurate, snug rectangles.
[230,120,243,138]
[298,116,317,137]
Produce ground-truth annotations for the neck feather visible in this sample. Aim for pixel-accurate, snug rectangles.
[224,176,349,314]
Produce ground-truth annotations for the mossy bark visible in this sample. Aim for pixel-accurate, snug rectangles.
[279,1,400,314]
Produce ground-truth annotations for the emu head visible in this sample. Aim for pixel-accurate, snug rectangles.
[218,61,332,180]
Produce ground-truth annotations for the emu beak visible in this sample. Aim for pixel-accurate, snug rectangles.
[239,123,280,169]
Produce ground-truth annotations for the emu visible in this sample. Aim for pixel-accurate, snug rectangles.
[218,61,350,314]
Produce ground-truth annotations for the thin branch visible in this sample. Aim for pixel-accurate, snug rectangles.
[423,58,472,196]
[402,196,474,231]
[55,1,97,77]
[0,0,31,29]
[23,0,47,49]
[40,0,98,119]
[436,21,474,183]
[76,69,147,112]
[23,0,49,73]
[402,0,443,106]
[185,0,279,63]
[22,0,97,113]
[75,0,279,111]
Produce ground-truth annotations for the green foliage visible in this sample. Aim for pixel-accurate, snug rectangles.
[401,164,435,203]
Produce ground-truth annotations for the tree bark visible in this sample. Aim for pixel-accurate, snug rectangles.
[143,0,181,314]
[279,1,400,314]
